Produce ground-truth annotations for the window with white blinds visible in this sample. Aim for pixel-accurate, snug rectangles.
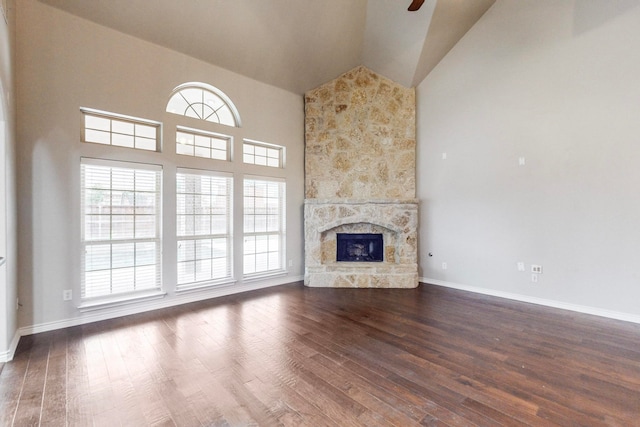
[81,159,162,300]
[243,177,286,276]
[177,169,233,288]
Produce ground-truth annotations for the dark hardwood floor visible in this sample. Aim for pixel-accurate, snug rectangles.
[1,282,639,426]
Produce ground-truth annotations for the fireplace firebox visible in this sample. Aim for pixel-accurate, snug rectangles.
[336,233,383,262]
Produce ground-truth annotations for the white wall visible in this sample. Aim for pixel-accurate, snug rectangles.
[417,0,640,321]
[0,0,18,361]
[15,0,304,332]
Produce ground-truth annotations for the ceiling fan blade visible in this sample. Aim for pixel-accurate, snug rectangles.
[408,0,425,11]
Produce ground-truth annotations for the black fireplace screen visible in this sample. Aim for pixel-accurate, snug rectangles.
[336,233,383,262]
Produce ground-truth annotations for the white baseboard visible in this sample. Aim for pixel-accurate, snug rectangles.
[0,330,21,363]
[421,277,640,325]
[17,276,303,339]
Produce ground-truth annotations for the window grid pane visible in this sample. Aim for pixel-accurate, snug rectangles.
[243,178,285,276]
[166,86,238,127]
[82,110,159,152]
[176,129,230,161]
[176,171,233,288]
[81,161,162,300]
[242,141,284,168]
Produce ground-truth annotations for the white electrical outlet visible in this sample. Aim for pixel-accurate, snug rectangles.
[442,262,448,270]
[442,152,447,160]
[531,274,538,283]
[519,157,526,166]
[63,289,72,301]
[531,265,543,274]
[517,262,525,271]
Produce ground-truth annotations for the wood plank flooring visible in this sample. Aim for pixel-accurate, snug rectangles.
[1,282,639,426]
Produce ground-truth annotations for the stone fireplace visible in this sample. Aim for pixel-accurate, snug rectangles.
[304,66,418,288]
[304,199,418,288]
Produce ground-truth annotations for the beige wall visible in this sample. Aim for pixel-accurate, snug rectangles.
[305,66,416,200]
[417,0,640,321]
[15,0,304,331]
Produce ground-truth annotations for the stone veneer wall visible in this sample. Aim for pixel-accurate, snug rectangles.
[303,67,419,288]
[304,66,416,199]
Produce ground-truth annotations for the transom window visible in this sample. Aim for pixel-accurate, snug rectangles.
[166,82,241,127]
[243,140,284,168]
[176,127,231,161]
[177,169,233,288]
[81,107,161,152]
[81,159,162,300]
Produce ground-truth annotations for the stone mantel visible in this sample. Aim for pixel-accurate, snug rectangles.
[305,198,419,205]
[304,198,419,234]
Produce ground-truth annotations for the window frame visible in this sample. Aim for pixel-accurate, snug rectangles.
[166,82,242,128]
[175,126,232,162]
[242,139,285,168]
[176,168,234,290]
[80,158,164,307]
[242,176,286,278]
[81,107,162,152]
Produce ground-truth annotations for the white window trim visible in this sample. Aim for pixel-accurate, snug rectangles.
[176,125,233,161]
[78,289,167,312]
[174,279,237,295]
[166,82,242,127]
[243,139,286,168]
[81,157,163,171]
[81,157,163,305]
[80,107,163,152]
[242,175,286,279]
[176,168,234,290]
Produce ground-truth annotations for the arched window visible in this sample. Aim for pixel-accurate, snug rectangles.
[166,82,241,127]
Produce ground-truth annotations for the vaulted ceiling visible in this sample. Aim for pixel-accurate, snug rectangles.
[38,0,495,94]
